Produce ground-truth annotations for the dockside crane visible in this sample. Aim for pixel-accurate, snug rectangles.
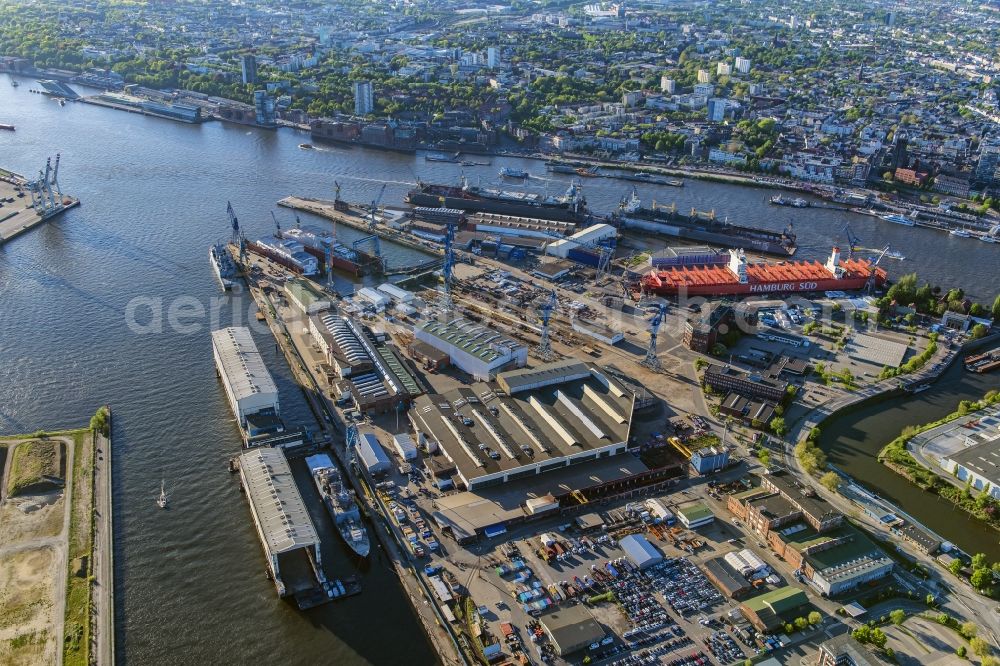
[842,224,862,260]
[866,245,890,293]
[441,221,455,312]
[641,303,667,372]
[536,289,558,361]
[271,211,282,238]
[369,182,388,231]
[227,201,247,263]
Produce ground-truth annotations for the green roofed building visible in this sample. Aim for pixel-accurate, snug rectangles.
[739,586,808,632]
[677,501,715,529]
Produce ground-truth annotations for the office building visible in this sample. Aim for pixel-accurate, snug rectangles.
[660,76,675,93]
[704,364,788,402]
[697,69,712,83]
[353,80,374,116]
[241,54,257,85]
[253,90,276,127]
[487,46,500,69]
[816,634,881,665]
[716,62,732,77]
[976,138,1000,185]
[735,57,751,74]
[707,98,727,122]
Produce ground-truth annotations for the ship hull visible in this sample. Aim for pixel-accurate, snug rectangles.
[406,188,586,222]
[246,240,316,275]
[310,465,371,558]
[620,214,796,257]
[644,276,871,297]
[297,244,363,277]
[209,246,235,290]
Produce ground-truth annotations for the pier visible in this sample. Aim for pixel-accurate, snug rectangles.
[277,195,443,261]
[0,156,80,245]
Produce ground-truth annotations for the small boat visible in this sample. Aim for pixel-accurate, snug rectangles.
[949,228,971,238]
[885,250,906,260]
[0,123,14,132]
[770,194,809,207]
[157,480,169,509]
[10,79,18,88]
[575,166,601,178]
[425,152,458,163]
[298,143,314,150]
[499,166,528,179]
[57,98,66,106]
[979,235,998,244]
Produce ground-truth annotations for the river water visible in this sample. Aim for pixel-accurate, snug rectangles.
[1,76,1000,662]
[818,358,1000,559]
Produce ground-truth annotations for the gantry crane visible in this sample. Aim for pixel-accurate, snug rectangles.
[641,303,667,372]
[843,224,862,260]
[536,289,558,361]
[271,210,282,238]
[442,221,455,312]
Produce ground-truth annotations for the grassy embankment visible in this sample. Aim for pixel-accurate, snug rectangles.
[877,390,1000,528]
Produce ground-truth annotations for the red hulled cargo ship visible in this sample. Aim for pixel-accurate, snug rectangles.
[641,247,887,297]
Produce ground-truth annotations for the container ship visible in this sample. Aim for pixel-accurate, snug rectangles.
[405,177,589,222]
[306,454,371,558]
[615,188,797,257]
[246,235,320,276]
[282,226,364,276]
[641,247,886,297]
[209,243,237,290]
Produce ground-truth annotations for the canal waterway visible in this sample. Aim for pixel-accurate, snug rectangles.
[818,357,1000,560]
[1,75,1000,663]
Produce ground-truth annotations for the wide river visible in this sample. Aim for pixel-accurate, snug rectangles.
[1,76,999,663]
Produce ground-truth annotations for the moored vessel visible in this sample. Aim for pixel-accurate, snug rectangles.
[405,176,588,222]
[282,225,364,276]
[614,188,797,257]
[210,243,237,290]
[640,246,886,297]
[306,454,371,557]
[880,213,916,226]
[246,235,320,275]
[499,166,528,179]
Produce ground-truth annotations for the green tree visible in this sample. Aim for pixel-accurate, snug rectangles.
[971,567,993,590]
[925,593,936,607]
[794,616,808,630]
[970,323,988,340]
[957,645,967,658]
[889,609,906,625]
[808,611,822,625]
[820,471,841,493]
[949,560,964,575]
[970,636,990,657]
[770,416,787,436]
[961,621,978,639]
[972,553,989,570]
[992,294,1000,321]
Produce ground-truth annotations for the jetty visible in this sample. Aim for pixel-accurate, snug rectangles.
[0,156,80,245]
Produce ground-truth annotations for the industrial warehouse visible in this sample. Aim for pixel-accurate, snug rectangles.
[409,360,635,491]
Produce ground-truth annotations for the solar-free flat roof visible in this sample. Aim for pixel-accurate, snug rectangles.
[211,327,278,402]
[238,447,318,555]
[410,362,633,482]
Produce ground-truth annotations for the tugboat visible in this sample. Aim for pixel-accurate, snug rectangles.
[307,454,370,557]
[157,480,169,509]
[298,143,314,150]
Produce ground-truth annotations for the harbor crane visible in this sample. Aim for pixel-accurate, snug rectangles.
[866,245,891,293]
[536,289,558,361]
[641,303,667,372]
[842,224,862,260]
[227,201,247,263]
[441,221,456,312]
[271,211,282,238]
[369,183,388,231]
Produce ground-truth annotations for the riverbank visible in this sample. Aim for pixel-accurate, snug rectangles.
[0,408,108,666]
[878,390,1000,530]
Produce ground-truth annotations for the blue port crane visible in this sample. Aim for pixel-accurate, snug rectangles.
[866,245,890,293]
[227,201,247,263]
[536,289,557,361]
[641,303,667,371]
[271,210,282,238]
[842,224,862,260]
